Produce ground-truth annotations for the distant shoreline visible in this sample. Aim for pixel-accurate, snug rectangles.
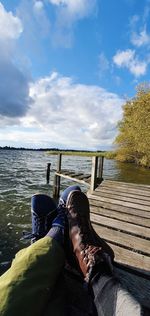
[0,146,51,151]
[0,146,107,156]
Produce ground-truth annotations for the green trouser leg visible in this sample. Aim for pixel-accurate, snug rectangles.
[0,236,65,316]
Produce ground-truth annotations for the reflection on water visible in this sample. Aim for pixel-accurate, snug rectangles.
[104,159,150,184]
[0,150,150,274]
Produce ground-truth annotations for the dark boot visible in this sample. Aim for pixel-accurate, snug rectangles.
[31,194,57,242]
[66,190,114,281]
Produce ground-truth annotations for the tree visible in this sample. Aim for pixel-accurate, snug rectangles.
[115,84,150,167]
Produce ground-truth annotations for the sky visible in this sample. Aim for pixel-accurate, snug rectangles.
[0,0,150,150]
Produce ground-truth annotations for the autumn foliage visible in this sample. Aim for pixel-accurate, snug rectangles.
[115,84,150,168]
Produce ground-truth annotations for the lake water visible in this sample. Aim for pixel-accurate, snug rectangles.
[0,149,150,274]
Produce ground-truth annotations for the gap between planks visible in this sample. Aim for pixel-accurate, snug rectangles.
[101,180,150,190]
[90,213,150,239]
[88,193,150,212]
[90,206,150,228]
[92,223,150,256]
[88,198,150,219]
[92,190,150,206]
[95,186,150,201]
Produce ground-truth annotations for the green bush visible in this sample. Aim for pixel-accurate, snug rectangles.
[115,84,150,168]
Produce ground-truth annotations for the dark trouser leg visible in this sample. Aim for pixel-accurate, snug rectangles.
[90,273,118,316]
[90,272,142,316]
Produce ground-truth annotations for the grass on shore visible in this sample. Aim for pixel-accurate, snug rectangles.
[47,150,116,158]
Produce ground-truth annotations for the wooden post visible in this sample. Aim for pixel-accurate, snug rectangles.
[56,153,62,198]
[53,174,57,199]
[97,156,104,183]
[46,163,51,184]
[57,153,62,172]
[53,154,62,199]
[90,156,98,192]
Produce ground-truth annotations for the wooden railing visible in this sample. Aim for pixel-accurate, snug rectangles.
[47,153,104,199]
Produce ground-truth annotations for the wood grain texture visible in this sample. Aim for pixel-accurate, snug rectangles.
[88,198,150,218]
[92,223,150,256]
[90,205,150,227]
[87,180,150,272]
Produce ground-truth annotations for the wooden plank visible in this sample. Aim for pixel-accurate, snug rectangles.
[60,170,74,175]
[88,198,150,219]
[82,174,91,179]
[103,179,150,188]
[108,244,150,271]
[96,183,150,198]
[88,193,150,212]
[66,172,79,176]
[92,224,150,255]
[77,174,90,180]
[61,170,90,178]
[92,190,150,206]
[102,180,150,191]
[61,170,83,176]
[91,213,150,239]
[95,186,150,200]
[55,172,90,186]
[69,174,81,178]
[84,177,91,183]
[90,206,150,228]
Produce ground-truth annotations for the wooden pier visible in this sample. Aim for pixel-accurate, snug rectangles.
[88,180,150,274]
[50,154,150,276]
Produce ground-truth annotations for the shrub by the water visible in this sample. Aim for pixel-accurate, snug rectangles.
[115,83,150,168]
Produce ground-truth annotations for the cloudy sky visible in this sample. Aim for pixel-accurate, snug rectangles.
[0,0,150,150]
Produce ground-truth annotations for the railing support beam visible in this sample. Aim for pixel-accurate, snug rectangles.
[90,156,98,192]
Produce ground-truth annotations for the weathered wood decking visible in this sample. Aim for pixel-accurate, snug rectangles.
[51,154,150,276]
[87,180,150,274]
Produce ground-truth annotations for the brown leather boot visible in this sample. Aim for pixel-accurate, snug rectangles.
[66,190,114,282]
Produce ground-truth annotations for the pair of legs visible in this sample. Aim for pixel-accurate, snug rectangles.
[0,186,144,315]
[31,185,143,316]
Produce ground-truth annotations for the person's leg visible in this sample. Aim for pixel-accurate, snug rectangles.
[65,190,114,280]
[115,285,142,316]
[65,190,143,316]
[0,209,66,316]
[0,187,84,316]
[91,272,142,316]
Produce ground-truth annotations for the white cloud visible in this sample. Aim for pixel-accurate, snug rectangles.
[0,71,124,149]
[16,0,97,48]
[0,3,23,40]
[33,1,44,12]
[17,0,51,41]
[0,3,30,119]
[113,49,147,77]
[49,0,96,17]
[131,27,150,47]
[48,0,97,47]
[18,72,123,149]
[129,4,150,48]
[113,49,134,66]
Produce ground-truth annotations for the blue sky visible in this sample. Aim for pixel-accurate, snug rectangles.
[0,0,150,149]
